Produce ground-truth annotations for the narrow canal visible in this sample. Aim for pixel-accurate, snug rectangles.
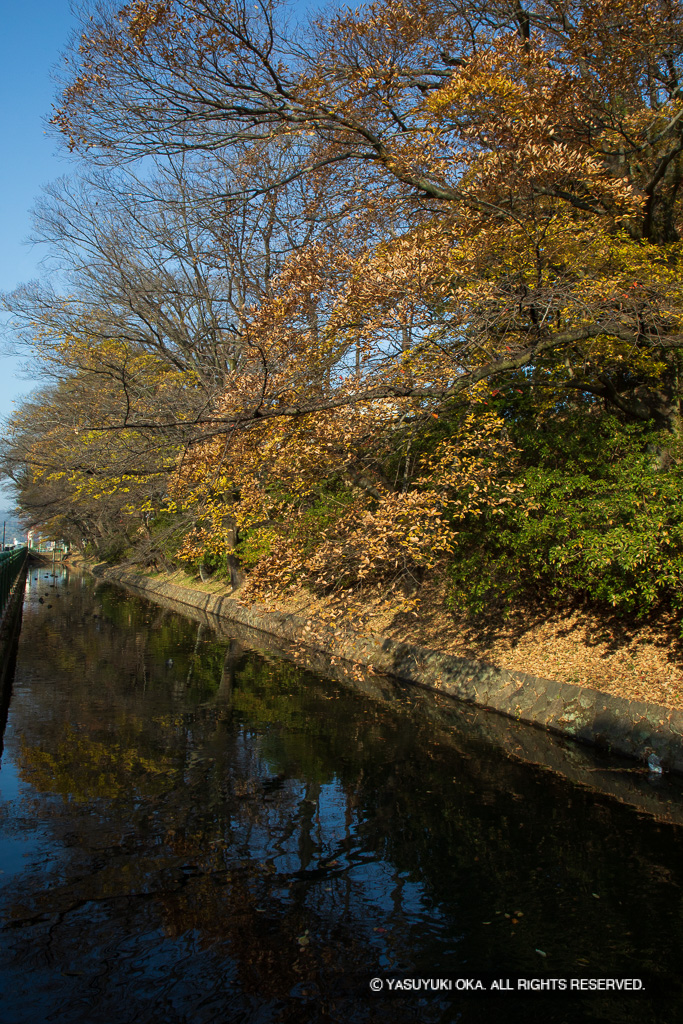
[1,569,683,1023]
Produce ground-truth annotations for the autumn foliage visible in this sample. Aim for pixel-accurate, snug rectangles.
[4,0,683,619]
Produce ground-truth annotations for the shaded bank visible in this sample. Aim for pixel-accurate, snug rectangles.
[0,553,29,758]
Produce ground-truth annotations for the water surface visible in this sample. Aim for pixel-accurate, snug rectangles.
[0,569,682,1023]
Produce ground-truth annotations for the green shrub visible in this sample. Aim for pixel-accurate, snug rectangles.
[447,415,683,619]
[99,535,132,565]
[234,527,278,569]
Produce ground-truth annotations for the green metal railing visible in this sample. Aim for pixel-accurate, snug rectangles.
[0,547,27,622]
[28,544,68,559]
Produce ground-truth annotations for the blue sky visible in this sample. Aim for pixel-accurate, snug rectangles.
[0,0,321,441]
[0,1,78,422]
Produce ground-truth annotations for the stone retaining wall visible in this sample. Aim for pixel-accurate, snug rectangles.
[0,562,28,745]
[82,563,683,776]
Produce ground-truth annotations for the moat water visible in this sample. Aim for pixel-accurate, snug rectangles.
[1,569,683,1023]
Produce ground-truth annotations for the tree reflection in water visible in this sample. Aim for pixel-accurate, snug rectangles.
[0,571,681,1023]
